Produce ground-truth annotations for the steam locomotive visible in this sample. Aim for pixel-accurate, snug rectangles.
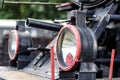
[6,0,120,80]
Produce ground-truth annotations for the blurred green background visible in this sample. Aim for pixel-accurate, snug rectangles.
[0,0,69,20]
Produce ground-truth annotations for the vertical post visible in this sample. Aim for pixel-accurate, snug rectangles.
[50,46,54,80]
[109,49,115,80]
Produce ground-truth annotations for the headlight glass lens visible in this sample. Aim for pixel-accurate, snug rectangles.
[8,31,18,59]
[58,28,77,67]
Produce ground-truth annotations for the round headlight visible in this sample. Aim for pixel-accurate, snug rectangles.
[8,30,19,60]
[8,30,32,60]
[56,25,97,71]
[57,25,81,71]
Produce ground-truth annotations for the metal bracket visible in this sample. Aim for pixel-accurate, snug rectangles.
[92,4,119,40]
[17,56,31,69]
[67,10,86,28]
[23,38,59,79]
[93,16,109,39]
[76,10,86,28]
[79,62,97,80]
[16,21,25,31]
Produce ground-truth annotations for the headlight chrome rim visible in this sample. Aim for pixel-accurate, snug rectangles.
[56,25,81,71]
[8,30,19,60]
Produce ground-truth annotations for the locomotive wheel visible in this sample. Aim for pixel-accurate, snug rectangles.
[8,30,32,60]
[56,25,97,71]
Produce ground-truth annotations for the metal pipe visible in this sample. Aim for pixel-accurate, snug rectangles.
[2,1,61,5]
[27,47,50,52]
[110,15,120,21]
[106,15,120,22]
[26,18,62,31]
[96,58,120,63]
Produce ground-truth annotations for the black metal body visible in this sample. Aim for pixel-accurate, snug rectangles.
[19,1,120,80]
[57,0,120,80]
[9,21,32,69]
[6,0,120,80]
